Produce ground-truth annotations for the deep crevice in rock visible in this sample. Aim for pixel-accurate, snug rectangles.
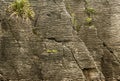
[101,42,120,81]
[102,42,120,64]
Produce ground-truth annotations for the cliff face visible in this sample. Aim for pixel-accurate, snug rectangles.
[0,0,120,81]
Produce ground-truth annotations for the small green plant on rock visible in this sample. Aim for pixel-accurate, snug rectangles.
[47,49,58,53]
[71,13,77,28]
[85,17,92,24]
[85,17,93,25]
[84,7,95,26]
[86,7,96,15]
[7,0,35,20]
[71,13,81,31]
[65,2,81,32]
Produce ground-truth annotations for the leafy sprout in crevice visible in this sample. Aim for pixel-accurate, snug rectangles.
[71,13,81,31]
[85,17,93,25]
[71,13,77,28]
[7,0,35,20]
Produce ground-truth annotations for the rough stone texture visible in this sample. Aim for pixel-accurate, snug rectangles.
[65,0,120,81]
[0,0,120,81]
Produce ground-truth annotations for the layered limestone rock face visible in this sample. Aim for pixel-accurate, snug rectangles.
[65,0,120,81]
[0,0,120,81]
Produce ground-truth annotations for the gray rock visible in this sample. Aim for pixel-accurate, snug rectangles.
[0,0,119,81]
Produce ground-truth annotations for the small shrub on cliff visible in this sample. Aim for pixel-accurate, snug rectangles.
[7,0,35,20]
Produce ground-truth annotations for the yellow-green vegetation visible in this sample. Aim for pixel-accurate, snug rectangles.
[71,13,81,31]
[65,2,81,32]
[47,49,58,53]
[85,17,93,26]
[83,0,96,27]
[86,7,95,15]
[85,17,92,23]
[7,0,35,19]
[71,13,77,28]
[86,8,95,14]
[65,2,73,14]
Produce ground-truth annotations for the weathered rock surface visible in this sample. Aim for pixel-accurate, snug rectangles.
[0,0,120,81]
